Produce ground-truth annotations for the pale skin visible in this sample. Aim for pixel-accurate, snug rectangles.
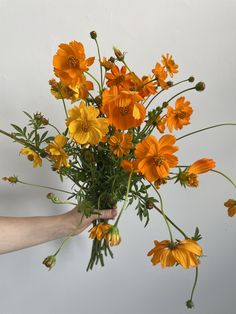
[0,207,117,254]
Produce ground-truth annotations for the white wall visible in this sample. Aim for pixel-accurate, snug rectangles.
[0,0,236,313]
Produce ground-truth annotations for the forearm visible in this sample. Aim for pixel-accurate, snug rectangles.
[0,214,72,254]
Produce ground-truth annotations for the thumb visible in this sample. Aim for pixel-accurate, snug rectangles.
[90,208,117,221]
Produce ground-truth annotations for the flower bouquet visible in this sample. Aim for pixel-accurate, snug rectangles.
[1,31,236,309]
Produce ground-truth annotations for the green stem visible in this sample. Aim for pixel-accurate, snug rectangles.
[95,38,103,89]
[0,129,40,151]
[114,172,133,227]
[152,204,188,239]
[176,123,236,141]
[166,87,196,103]
[48,123,61,134]
[18,180,74,195]
[57,84,68,118]
[85,71,101,93]
[211,169,236,189]
[187,267,199,307]
[145,89,164,110]
[151,183,174,243]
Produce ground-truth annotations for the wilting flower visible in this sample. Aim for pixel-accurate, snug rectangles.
[178,158,216,187]
[161,53,179,77]
[105,226,121,246]
[42,255,56,271]
[88,223,112,240]
[20,147,42,168]
[66,101,109,145]
[166,97,193,132]
[135,135,178,181]
[100,57,114,70]
[1,176,18,184]
[106,65,127,88]
[152,63,169,90]
[147,239,202,269]
[109,131,133,157]
[224,199,236,217]
[53,41,95,87]
[45,135,70,169]
[156,116,166,133]
[101,86,145,130]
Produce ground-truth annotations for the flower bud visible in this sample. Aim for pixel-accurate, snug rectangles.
[42,255,56,270]
[186,299,194,309]
[2,176,18,184]
[40,150,48,158]
[90,31,97,39]
[195,81,205,91]
[167,81,173,87]
[188,76,195,83]
[146,199,154,209]
[113,47,124,61]
[106,226,121,246]
[162,101,169,108]
[109,56,115,63]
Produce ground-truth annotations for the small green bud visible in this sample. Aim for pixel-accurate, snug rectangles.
[186,299,194,309]
[42,255,56,271]
[113,47,124,61]
[109,56,115,63]
[188,76,195,83]
[162,101,169,108]
[40,151,48,158]
[195,81,205,91]
[90,31,97,39]
[167,81,173,87]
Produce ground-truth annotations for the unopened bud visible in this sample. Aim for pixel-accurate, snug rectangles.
[195,81,205,91]
[40,150,48,158]
[1,176,18,184]
[42,255,56,271]
[188,76,195,83]
[162,101,169,108]
[42,118,49,125]
[113,47,124,61]
[167,81,173,87]
[109,56,115,63]
[186,299,194,309]
[90,31,97,39]
[146,200,154,209]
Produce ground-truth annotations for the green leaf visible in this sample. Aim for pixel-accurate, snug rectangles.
[11,124,23,134]
[23,111,32,119]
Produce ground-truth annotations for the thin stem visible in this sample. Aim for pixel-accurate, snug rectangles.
[151,182,174,243]
[48,123,61,134]
[153,204,188,239]
[57,84,68,118]
[114,172,132,227]
[145,89,164,110]
[188,267,199,306]
[0,129,40,151]
[18,180,74,195]
[176,123,236,141]
[166,87,196,103]
[211,169,236,189]
[95,38,103,89]
[85,71,101,93]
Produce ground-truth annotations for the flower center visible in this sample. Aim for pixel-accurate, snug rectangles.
[154,156,164,166]
[119,106,129,116]
[175,111,186,119]
[67,55,78,68]
[27,154,34,161]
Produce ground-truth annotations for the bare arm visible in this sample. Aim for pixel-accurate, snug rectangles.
[0,207,117,254]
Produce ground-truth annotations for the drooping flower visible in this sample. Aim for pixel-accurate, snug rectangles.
[66,102,109,145]
[224,199,236,217]
[88,223,112,241]
[166,97,193,132]
[45,135,70,169]
[105,226,121,246]
[147,239,202,269]
[20,147,42,168]
[177,158,216,188]
[120,159,139,173]
[106,65,127,88]
[53,41,95,87]
[156,116,166,133]
[101,86,145,130]
[152,63,169,90]
[100,57,114,70]
[134,135,178,181]
[161,53,179,77]
[109,131,133,157]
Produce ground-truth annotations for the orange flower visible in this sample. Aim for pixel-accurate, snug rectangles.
[100,57,114,70]
[135,135,178,181]
[45,135,70,169]
[105,226,121,246]
[101,86,145,130]
[152,63,169,90]
[53,41,95,87]
[224,199,236,217]
[66,102,109,145]
[20,147,42,168]
[88,223,111,240]
[161,53,179,77]
[147,239,202,269]
[120,159,139,172]
[166,97,193,132]
[106,65,127,88]
[138,76,157,98]
[156,116,166,133]
[109,132,133,157]
[178,158,215,187]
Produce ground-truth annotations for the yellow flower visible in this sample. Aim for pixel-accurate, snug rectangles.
[109,131,133,157]
[105,226,121,246]
[66,102,109,145]
[147,239,202,269]
[88,223,112,240]
[224,199,236,217]
[161,53,179,77]
[45,135,70,169]
[20,147,42,168]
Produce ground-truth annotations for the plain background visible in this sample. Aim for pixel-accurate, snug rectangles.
[0,0,236,313]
